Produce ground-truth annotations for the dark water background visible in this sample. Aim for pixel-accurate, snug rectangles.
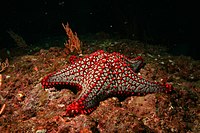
[0,0,197,59]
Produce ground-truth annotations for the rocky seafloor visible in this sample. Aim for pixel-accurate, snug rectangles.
[0,38,199,133]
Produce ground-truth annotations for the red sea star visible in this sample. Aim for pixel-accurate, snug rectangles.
[41,50,173,116]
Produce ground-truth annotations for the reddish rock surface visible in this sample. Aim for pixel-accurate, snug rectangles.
[0,39,199,132]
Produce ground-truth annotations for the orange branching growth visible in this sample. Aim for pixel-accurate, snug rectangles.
[62,23,82,54]
[0,58,9,73]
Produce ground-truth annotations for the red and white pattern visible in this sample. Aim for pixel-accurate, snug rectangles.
[41,50,173,116]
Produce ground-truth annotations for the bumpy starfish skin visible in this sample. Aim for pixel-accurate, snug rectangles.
[41,50,173,116]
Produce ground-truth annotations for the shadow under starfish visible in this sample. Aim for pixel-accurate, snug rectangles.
[41,50,173,116]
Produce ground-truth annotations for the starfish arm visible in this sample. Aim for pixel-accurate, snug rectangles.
[41,64,84,88]
[65,59,111,116]
[111,58,173,95]
[112,52,145,72]
[41,50,107,88]
[117,69,173,95]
